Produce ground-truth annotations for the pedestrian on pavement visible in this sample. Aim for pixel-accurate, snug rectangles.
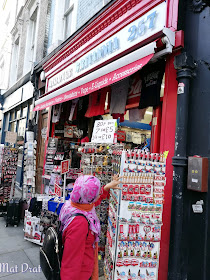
[59,174,121,280]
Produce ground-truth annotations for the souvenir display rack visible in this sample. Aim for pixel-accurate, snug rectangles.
[23,138,37,199]
[0,145,4,184]
[104,150,166,280]
[80,143,124,275]
[1,147,18,203]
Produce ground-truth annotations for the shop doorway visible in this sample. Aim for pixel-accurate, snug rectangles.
[36,111,48,193]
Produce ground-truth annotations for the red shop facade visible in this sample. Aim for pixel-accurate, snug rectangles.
[34,0,183,279]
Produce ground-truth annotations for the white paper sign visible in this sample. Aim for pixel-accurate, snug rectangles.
[91,120,117,143]
[5,131,17,144]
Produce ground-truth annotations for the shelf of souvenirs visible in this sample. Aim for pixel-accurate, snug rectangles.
[109,194,118,214]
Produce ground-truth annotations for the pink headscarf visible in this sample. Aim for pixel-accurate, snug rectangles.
[59,175,101,244]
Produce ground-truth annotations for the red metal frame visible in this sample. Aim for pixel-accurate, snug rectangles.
[158,51,180,280]
[150,104,162,153]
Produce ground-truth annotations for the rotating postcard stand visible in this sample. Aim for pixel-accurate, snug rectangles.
[105,150,166,280]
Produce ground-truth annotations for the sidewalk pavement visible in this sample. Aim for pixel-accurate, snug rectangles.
[0,217,105,280]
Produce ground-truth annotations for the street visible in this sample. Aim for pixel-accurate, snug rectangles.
[0,217,105,279]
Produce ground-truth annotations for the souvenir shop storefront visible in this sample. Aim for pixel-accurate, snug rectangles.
[31,1,182,279]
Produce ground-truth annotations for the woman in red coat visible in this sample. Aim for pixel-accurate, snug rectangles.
[59,174,121,280]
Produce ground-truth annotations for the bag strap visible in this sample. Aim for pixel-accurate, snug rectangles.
[55,202,60,215]
[71,213,90,236]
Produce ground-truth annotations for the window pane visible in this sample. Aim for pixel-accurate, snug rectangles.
[18,119,26,137]
[65,11,72,39]
[4,113,9,131]
[16,109,21,119]
[65,0,70,11]
[22,106,28,118]
[10,122,16,132]
[29,104,33,120]
[10,111,15,121]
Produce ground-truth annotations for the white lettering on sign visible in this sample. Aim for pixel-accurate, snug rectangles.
[47,2,166,92]
[192,204,203,213]
[192,178,198,183]
[91,120,117,144]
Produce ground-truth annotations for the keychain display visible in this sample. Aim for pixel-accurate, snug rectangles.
[1,147,18,202]
[81,143,123,275]
[23,135,37,199]
[104,149,167,280]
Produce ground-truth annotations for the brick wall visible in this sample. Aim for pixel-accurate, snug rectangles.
[76,0,104,30]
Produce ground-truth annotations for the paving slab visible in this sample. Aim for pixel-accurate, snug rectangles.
[24,246,41,268]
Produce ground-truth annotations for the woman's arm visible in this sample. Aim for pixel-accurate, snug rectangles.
[104,174,122,191]
[95,174,122,206]
[60,216,89,280]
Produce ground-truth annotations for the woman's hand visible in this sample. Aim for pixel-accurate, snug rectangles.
[104,174,122,191]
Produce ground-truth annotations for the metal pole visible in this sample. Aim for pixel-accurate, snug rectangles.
[168,53,196,280]
[63,173,66,201]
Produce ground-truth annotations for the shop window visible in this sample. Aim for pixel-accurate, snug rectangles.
[10,122,17,133]
[16,109,21,119]
[4,113,9,131]
[10,111,15,121]
[29,104,33,120]
[18,118,26,137]
[64,0,74,40]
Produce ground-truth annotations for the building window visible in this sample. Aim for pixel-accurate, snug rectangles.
[7,103,30,141]
[10,37,20,86]
[30,12,37,62]
[23,7,38,73]
[64,0,74,40]
[10,121,17,133]
[0,59,4,86]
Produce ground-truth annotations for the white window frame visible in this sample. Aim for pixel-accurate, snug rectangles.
[9,37,20,86]
[63,0,74,40]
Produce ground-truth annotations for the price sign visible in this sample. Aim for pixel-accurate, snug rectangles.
[54,183,62,197]
[61,160,69,174]
[91,120,117,143]
[5,131,17,144]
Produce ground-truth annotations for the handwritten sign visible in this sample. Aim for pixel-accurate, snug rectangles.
[91,120,117,143]
[54,183,62,197]
[61,160,69,174]
[5,131,17,144]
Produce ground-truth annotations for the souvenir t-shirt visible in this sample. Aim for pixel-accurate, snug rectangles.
[69,99,79,121]
[85,88,108,118]
[52,104,61,123]
[129,108,147,122]
[127,72,142,106]
[76,96,89,131]
[110,78,130,114]
[139,60,165,109]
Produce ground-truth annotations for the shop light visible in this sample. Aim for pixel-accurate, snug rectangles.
[146,111,153,115]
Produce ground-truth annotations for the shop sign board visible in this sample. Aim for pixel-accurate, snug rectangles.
[91,119,117,143]
[54,183,62,197]
[46,2,167,93]
[5,131,17,144]
[34,52,154,111]
[61,160,70,174]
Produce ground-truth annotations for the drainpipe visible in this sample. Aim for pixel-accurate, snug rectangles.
[168,52,196,280]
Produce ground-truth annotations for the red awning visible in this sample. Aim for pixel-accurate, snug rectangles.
[34,47,155,111]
